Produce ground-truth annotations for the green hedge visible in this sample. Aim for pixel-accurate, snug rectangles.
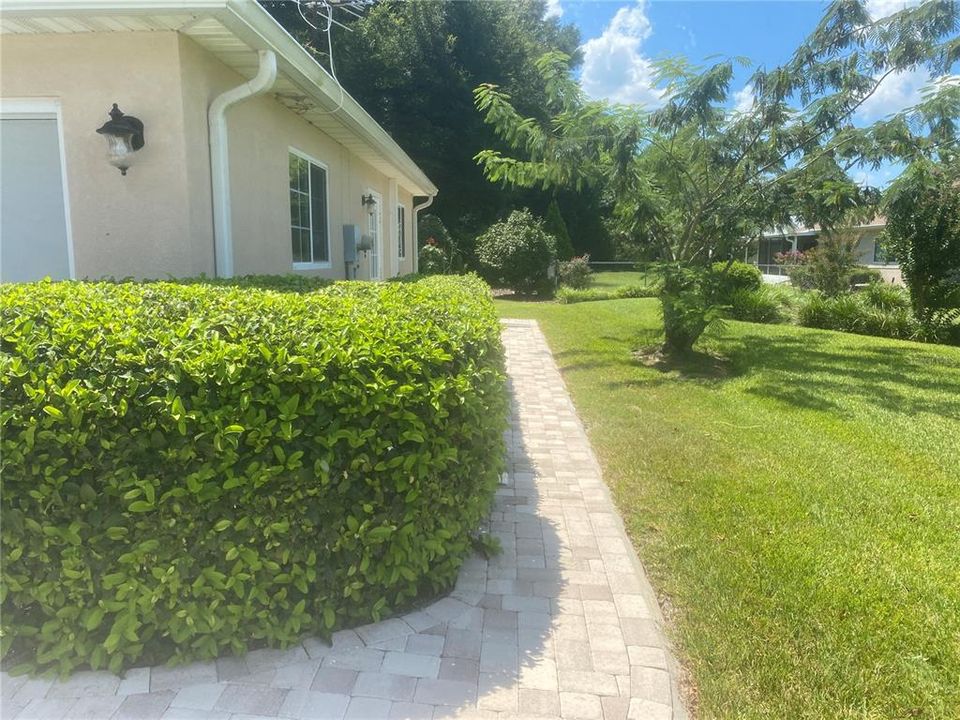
[0,275,507,675]
[556,284,660,304]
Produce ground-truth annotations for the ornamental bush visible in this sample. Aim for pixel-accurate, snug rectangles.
[704,261,762,304]
[558,255,592,289]
[727,287,785,324]
[0,275,507,675]
[475,209,557,295]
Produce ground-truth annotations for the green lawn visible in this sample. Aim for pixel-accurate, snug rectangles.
[589,269,656,290]
[495,297,960,719]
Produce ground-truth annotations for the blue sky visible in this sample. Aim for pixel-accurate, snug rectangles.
[546,0,954,186]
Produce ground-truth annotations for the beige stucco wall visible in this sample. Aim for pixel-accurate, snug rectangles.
[2,31,421,281]
[176,34,414,281]
[0,31,211,279]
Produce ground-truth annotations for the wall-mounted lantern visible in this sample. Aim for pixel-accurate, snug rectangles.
[361,193,376,208]
[96,103,145,176]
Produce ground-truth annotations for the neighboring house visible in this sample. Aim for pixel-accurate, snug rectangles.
[0,0,437,283]
[747,218,902,284]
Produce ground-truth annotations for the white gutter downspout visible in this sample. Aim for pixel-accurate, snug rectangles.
[412,194,435,274]
[209,50,277,278]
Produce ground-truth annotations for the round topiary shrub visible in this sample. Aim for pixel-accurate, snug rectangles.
[475,209,557,295]
[0,276,507,675]
[705,261,762,304]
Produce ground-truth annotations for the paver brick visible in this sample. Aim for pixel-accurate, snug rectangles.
[381,652,441,679]
[344,696,392,719]
[629,666,672,705]
[213,685,287,715]
[278,689,350,720]
[113,691,176,719]
[518,688,561,716]
[310,669,358,695]
[558,691,603,719]
[353,672,417,701]
[413,678,478,707]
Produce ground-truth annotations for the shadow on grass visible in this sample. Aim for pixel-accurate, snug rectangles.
[729,331,960,418]
[554,322,960,419]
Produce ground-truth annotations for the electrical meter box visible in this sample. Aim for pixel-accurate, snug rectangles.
[343,224,361,263]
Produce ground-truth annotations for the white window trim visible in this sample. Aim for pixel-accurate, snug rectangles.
[288,146,331,270]
[1,97,76,280]
[397,203,406,260]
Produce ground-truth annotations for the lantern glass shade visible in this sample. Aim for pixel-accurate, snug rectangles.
[102,132,135,174]
[95,104,145,176]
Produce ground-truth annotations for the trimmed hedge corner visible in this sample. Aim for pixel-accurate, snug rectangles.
[0,275,507,675]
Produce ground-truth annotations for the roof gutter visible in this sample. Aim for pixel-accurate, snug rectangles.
[412,194,436,275]
[209,48,277,277]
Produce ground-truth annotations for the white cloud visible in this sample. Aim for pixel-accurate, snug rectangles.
[544,0,563,20]
[579,0,664,107]
[865,0,918,19]
[858,68,930,120]
[733,84,754,114]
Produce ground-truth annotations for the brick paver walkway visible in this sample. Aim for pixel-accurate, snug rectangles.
[2,319,685,720]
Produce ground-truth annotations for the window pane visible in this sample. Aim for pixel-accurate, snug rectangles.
[310,164,329,263]
[292,227,304,263]
[290,190,301,228]
[300,195,310,229]
[397,206,405,258]
[297,158,308,191]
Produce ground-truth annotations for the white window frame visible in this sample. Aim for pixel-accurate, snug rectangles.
[397,203,406,260]
[288,147,331,270]
[0,97,76,279]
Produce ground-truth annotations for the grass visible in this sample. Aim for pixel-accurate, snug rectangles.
[589,269,657,290]
[495,297,960,719]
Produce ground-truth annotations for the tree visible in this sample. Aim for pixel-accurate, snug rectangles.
[544,199,575,260]
[474,0,959,354]
[884,157,960,323]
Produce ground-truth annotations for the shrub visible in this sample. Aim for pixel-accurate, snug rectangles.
[475,209,557,295]
[555,284,659,304]
[558,254,592,289]
[417,214,451,248]
[884,158,960,322]
[791,231,865,296]
[0,276,508,675]
[705,261,762,304]
[660,265,726,355]
[799,293,867,333]
[798,291,931,341]
[861,282,910,311]
[544,200,575,260]
[418,244,448,276]
[727,287,784,323]
[614,283,662,299]
[157,274,333,293]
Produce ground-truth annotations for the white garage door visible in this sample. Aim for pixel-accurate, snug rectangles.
[1,100,73,282]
